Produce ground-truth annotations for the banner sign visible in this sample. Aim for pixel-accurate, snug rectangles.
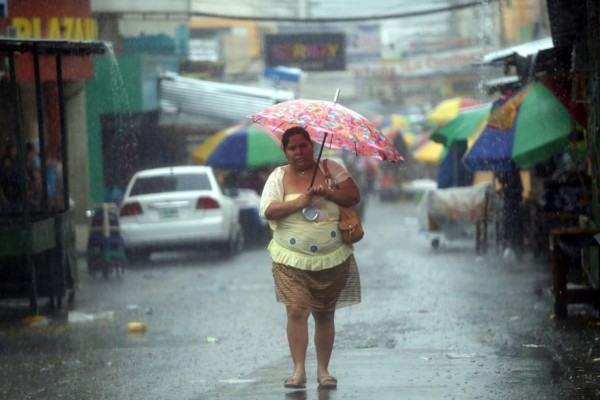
[264,33,346,72]
[0,0,97,81]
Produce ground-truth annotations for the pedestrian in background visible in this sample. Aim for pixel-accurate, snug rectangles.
[497,161,524,258]
[0,142,20,209]
[259,126,362,390]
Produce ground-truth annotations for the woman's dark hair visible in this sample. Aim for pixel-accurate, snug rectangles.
[281,126,312,150]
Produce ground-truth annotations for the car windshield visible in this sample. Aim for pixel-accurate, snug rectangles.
[129,173,211,195]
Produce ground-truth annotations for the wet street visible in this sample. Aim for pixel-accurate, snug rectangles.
[1,197,600,400]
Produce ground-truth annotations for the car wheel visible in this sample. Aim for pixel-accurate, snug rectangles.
[126,249,151,266]
[221,224,244,257]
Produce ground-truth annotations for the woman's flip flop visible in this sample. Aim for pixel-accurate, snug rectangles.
[284,375,307,389]
[317,375,337,390]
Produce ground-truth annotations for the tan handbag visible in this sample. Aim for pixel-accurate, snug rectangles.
[322,160,364,244]
[338,204,364,243]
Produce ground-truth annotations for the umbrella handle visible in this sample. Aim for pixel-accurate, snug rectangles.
[309,132,328,188]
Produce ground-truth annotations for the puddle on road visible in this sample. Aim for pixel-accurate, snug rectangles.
[496,337,600,399]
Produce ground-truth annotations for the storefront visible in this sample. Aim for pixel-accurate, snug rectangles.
[0,0,99,223]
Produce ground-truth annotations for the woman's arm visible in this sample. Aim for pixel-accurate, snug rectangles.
[314,159,360,207]
[263,193,311,220]
[312,177,360,207]
[260,167,312,221]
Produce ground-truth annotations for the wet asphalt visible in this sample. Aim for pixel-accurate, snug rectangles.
[1,196,600,400]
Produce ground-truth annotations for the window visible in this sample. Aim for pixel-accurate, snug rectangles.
[130,173,211,195]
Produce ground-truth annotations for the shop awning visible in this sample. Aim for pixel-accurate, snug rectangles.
[476,37,572,90]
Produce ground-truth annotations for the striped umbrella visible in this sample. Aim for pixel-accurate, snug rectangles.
[427,97,480,126]
[191,124,286,170]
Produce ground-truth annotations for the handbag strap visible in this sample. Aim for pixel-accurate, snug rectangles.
[322,159,331,179]
[321,159,337,189]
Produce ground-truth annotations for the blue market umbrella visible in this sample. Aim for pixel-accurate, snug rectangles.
[463,81,578,172]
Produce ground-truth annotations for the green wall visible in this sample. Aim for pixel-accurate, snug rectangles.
[85,55,143,204]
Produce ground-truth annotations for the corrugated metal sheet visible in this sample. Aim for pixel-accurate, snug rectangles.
[159,72,294,123]
[481,37,554,64]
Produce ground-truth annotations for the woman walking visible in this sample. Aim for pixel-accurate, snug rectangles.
[260,126,362,390]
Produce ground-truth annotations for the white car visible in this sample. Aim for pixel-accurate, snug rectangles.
[230,188,270,245]
[119,166,244,262]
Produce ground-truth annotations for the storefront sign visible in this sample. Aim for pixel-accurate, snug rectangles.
[397,47,490,77]
[265,33,346,72]
[11,17,97,40]
[346,23,380,64]
[0,0,97,81]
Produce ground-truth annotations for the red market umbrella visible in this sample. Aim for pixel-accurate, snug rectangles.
[540,74,587,127]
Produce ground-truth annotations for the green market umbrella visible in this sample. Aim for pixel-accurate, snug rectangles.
[430,104,491,150]
[426,97,480,126]
[463,81,579,171]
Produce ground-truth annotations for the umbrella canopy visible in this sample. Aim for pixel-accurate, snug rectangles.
[463,81,579,172]
[413,140,446,165]
[427,97,480,126]
[191,124,286,170]
[541,74,587,127]
[382,127,416,148]
[379,114,410,130]
[247,98,403,162]
[430,104,491,150]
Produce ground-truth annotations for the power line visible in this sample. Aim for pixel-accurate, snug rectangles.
[191,1,494,22]
[119,0,497,23]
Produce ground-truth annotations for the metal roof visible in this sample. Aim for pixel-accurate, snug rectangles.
[159,72,294,126]
[481,37,554,64]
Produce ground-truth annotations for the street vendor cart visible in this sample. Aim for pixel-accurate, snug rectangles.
[418,182,495,253]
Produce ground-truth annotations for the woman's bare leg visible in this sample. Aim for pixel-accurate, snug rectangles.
[286,305,310,379]
[312,309,335,378]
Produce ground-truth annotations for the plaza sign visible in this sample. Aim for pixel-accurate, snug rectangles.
[10,17,97,41]
[0,0,96,81]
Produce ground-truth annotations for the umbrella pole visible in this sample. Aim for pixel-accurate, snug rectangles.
[308,88,339,188]
[309,132,328,188]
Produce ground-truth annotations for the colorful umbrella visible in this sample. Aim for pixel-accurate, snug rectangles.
[427,97,480,126]
[191,124,287,170]
[247,98,403,162]
[463,81,579,172]
[379,114,410,130]
[541,74,587,127]
[430,104,491,150]
[381,127,416,148]
[413,140,446,165]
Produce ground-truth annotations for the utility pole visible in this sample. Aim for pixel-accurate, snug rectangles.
[498,0,506,47]
[298,0,311,19]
